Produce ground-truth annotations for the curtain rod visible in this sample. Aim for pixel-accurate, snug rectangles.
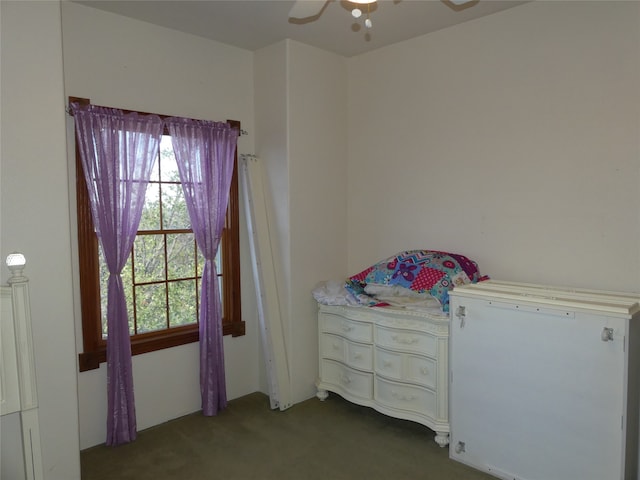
[66,96,248,136]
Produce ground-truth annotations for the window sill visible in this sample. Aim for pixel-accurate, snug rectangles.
[78,320,245,372]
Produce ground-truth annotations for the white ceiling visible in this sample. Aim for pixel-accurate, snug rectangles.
[74,0,529,57]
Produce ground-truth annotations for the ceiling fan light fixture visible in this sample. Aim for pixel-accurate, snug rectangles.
[350,0,374,32]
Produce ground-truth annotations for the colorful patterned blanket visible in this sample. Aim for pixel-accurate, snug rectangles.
[345,250,484,313]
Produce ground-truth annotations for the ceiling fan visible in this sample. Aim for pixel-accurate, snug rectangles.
[289,0,478,24]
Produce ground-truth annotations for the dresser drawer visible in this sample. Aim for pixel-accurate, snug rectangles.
[375,325,436,356]
[405,353,437,390]
[375,376,436,418]
[321,359,373,400]
[375,346,403,379]
[320,313,373,343]
[320,333,373,371]
[375,347,437,390]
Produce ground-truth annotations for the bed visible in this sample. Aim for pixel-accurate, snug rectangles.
[1,254,44,480]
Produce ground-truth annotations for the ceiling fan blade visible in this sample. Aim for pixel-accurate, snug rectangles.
[448,0,474,4]
[288,0,328,20]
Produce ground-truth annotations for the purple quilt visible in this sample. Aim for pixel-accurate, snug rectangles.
[346,250,484,312]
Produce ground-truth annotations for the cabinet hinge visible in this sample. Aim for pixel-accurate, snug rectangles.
[455,306,466,329]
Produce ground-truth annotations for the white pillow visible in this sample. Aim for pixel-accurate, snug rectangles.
[364,283,441,308]
[365,283,432,299]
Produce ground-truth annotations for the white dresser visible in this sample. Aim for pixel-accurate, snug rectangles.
[449,280,640,480]
[316,304,450,446]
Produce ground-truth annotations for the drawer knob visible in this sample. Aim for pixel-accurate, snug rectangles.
[383,360,393,368]
[420,367,429,376]
[340,374,352,385]
[342,324,353,332]
[353,353,362,360]
[332,343,341,350]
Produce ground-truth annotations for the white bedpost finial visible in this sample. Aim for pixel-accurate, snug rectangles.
[6,252,27,284]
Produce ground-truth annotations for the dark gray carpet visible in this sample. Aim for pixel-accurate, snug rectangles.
[81,392,494,479]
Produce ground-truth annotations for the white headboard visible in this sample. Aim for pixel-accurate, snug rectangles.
[1,254,44,480]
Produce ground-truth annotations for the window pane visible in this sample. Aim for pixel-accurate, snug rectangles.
[161,182,190,230]
[149,153,160,182]
[134,235,166,283]
[139,182,161,231]
[168,280,198,327]
[197,248,205,277]
[99,248,109,337]
[159,136,178,182]
[135,283,167,333]
[123,259,135,335]
[214,245,221,269]
[167,233,196,280]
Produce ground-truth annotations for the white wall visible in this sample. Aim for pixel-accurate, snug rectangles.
[60,2,261,449]
[287,41,348,401]
[347,1,640,294]
[4,0,637,472]
[255,40,348,403]
[0,1,81,478]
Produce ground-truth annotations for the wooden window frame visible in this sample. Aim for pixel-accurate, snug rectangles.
[71,97,244,372]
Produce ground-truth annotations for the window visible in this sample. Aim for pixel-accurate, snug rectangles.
[74,99,244,372]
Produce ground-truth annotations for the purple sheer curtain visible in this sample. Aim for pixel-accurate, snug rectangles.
[166,118,239,416]
[72,103,163,445]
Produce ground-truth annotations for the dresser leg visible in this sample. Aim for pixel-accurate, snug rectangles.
[434,432,449,448]
[316,388,329,401]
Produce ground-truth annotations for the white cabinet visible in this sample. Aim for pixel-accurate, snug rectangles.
[316,304,450,446]
[449,280,640,480]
